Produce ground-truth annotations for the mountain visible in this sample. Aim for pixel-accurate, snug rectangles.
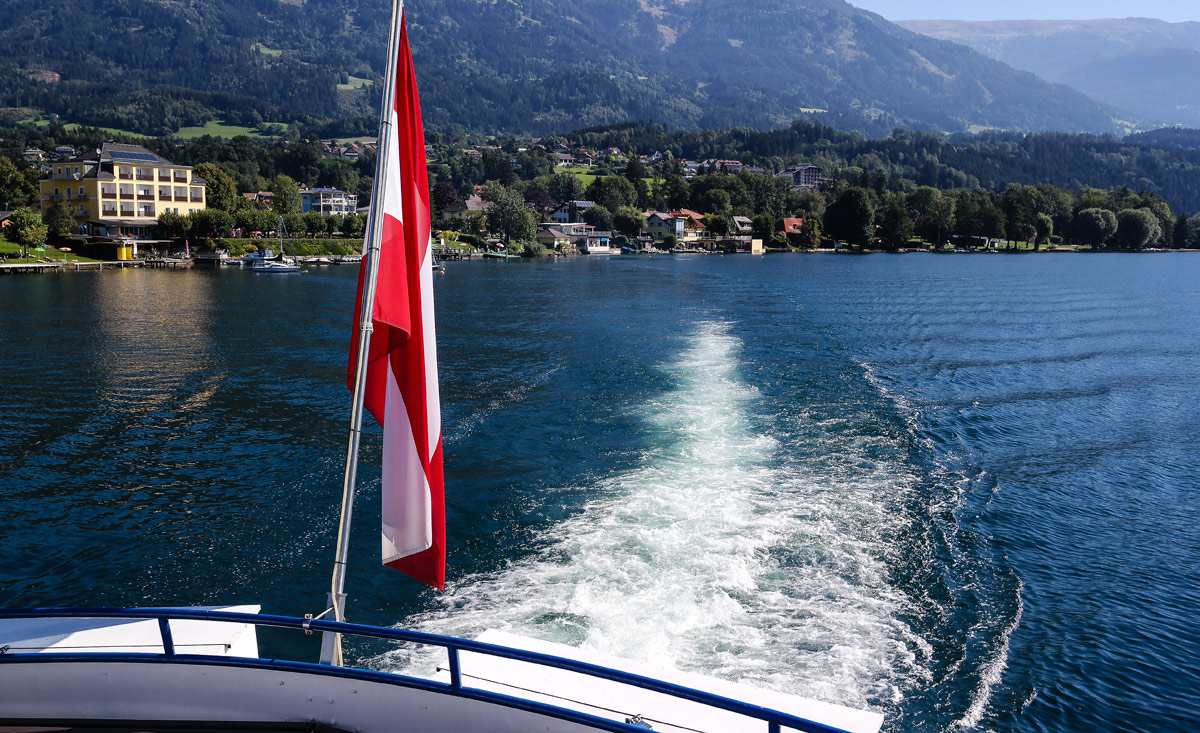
[0,0,1121,137]
[898,18,1200,127]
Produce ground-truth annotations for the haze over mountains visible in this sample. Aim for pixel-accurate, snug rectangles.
[0,0,1150,137]
[900,18,1200,127]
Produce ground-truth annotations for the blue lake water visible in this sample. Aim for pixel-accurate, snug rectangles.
[1,254,1198,731]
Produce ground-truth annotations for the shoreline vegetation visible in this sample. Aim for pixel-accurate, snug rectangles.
[4,230,1195,273]
[1,120,1198,263]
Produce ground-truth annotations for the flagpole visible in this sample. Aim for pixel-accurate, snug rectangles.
[320,0,404,667]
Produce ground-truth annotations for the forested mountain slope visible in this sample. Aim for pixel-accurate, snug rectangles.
[0,0,1119,136]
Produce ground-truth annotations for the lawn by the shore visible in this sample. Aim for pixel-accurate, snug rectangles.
[0,238,101,263]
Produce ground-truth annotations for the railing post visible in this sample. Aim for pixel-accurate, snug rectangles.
[157,617,175,657]
[447,647,462,690]
[768,722,781,733]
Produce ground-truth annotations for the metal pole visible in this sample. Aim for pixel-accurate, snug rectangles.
[320,0,404,667]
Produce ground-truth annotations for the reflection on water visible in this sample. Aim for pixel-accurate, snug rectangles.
[2,257,1199,733]
[91,268,220,426]
[0,267,355,612]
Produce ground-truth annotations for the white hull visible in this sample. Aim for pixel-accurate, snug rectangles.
[0,660,606,732]
[0,609,882,733]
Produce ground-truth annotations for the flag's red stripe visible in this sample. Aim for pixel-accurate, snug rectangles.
[392,14,433,468]
[347,9,445,591]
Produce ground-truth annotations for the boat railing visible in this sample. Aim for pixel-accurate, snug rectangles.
[0,607,851,733]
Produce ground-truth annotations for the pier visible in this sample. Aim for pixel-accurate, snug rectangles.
[0,263,63,275]
[433,248,473,260]
[143,258,192,269]
[0,259,164,275]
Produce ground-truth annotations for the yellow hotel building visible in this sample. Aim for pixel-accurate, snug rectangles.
[39,142,207,239]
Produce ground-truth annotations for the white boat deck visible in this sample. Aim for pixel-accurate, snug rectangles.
[440,630,884,733]
[0,611,881,733]
[0,605,260,657]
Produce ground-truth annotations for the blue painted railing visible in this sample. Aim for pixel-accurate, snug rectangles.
[0,607,853,733]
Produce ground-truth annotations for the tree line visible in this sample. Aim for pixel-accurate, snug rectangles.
[424,140,1198,251]
[2,120,1199,254]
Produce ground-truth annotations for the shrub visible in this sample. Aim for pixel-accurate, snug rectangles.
[520,240,547,257]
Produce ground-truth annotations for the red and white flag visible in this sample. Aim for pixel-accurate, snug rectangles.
[349,9,444,589]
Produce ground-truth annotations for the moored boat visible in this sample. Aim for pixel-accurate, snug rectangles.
[251,216,302,272]
[251,259,301,273]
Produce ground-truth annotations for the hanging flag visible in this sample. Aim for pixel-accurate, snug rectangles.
[348,9,444,590]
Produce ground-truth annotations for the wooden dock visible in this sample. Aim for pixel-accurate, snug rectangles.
[0,259,164,275]
[0,262,64,275]
[143,258,192,269]
[433,248,473,260]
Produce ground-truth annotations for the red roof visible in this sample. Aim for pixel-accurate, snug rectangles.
[779,218,804,233]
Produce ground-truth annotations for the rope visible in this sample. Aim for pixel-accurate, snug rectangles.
[3,642,231,651]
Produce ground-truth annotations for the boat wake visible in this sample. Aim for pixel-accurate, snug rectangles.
[445,365,564,445]
[373,321,931,715]
[854,356,1026,731]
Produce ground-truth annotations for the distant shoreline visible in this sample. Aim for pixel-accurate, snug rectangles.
[5,248,1198,276]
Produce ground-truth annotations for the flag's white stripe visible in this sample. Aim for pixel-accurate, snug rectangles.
[383,105,405,222]
[381,357,433,562]
[418,242,440,459]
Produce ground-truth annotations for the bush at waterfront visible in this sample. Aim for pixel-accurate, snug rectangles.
[209,237,363,256]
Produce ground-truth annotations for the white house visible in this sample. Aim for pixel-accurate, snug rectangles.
[550,200,597,224]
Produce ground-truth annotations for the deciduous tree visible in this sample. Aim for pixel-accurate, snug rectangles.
[1035,213,1054,249]
[0,157,38,209]
[1114,209,1160,250]
[587,176,638,212]
[303,211,326,236]
[158,210,187,238]
[824,187,875,246]
[195,163,238,212]
[343,212,366,238]
[612,206,645,238]
[1073,208,1118,247]
[43,200,76,244]
[877,198,913,251]
[907,187,954,244]
[270,175,301,215]
[8,208,46,258]
[282,213,305,239]
[482,181,536,245]
[190,208,234,238]
[582,204,613,232]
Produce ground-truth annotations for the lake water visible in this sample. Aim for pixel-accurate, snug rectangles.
[1,254,1198,732]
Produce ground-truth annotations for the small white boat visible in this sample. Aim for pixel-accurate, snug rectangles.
[252,260,300,273]
[251,217,301,273]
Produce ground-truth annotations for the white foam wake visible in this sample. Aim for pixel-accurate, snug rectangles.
[375,322,921,711]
